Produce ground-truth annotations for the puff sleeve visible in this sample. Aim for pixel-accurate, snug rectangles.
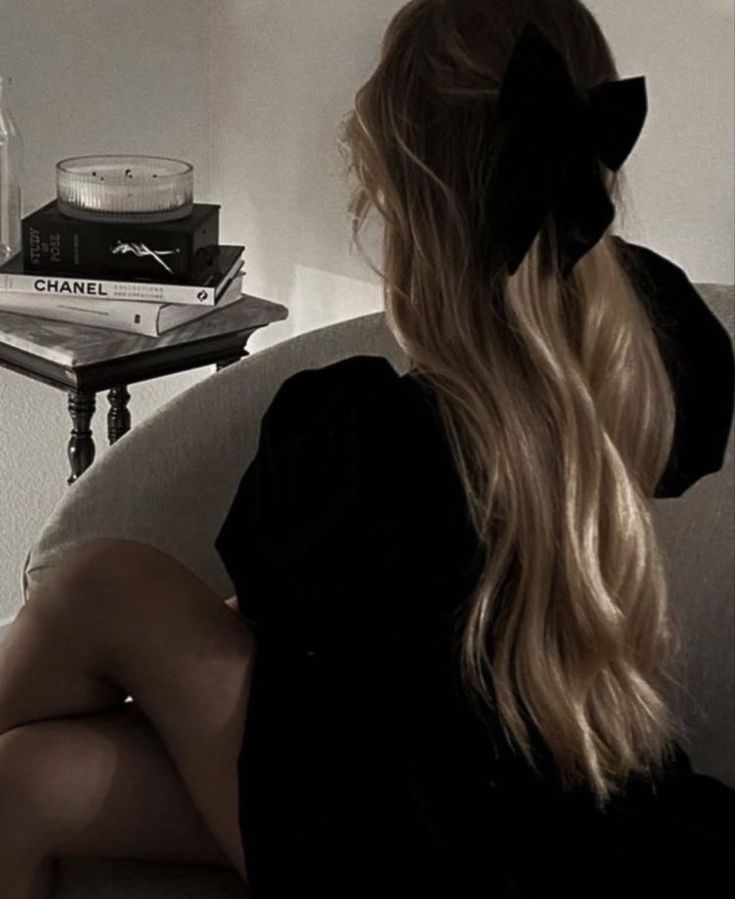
[621,241,735,499]
[213,355,405,641]
[213,369,300,622]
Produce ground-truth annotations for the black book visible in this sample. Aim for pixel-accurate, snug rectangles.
[21,200,221,282]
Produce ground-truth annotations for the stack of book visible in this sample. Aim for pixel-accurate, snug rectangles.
[0,200,246,338]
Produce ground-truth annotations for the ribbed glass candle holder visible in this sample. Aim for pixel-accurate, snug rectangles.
[56,155,194,223]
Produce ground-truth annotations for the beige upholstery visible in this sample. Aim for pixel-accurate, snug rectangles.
[14,293,735,897]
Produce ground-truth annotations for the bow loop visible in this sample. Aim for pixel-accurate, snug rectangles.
[588,76,648,172]
[492,21,648,278]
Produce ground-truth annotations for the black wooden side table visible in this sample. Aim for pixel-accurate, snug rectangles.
[0,294,288,486]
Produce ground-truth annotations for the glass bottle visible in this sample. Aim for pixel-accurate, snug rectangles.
[0,75,23,265]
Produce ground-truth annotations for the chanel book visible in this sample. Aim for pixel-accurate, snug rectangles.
[0,245,244,306]
[0,267,245,337]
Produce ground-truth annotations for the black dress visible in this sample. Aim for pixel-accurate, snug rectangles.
[214,239,735,898]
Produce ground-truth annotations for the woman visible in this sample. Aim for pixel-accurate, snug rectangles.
[1,1,733,896]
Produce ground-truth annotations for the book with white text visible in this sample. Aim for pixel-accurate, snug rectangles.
[0,270,245,337]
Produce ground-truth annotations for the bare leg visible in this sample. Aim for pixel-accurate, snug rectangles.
[0,590,130,733]
[0,704,239,899]
[0,590,241,732]
[0,539,255,883]
[0,854,53,899]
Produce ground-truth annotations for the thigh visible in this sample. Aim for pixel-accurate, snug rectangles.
[54,538,256,759]
[0,704,232,867]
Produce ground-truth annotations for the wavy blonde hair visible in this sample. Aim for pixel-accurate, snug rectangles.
[337,0,689,810]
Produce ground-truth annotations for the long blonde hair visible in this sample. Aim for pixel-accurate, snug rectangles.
[338,0,688,810]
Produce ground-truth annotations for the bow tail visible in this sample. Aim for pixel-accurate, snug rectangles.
[554,165,616,278]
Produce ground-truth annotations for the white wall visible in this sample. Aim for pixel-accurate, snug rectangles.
[585,0,734,279]
[0,0,215,623]
[1,0,733,623]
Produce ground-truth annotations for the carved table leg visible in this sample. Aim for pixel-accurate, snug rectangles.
[216,350,249,372]
[67,390,97,486]
[107,386,132,446]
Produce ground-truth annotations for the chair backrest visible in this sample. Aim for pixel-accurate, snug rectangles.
[23,289,734,786]
[22,311,413,602]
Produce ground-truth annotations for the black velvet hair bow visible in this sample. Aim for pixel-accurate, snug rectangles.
[492,21,649,278]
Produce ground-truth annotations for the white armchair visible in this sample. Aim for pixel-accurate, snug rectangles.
[11,293,735,897]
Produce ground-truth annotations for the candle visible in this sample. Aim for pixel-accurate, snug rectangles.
[56,155,194,223]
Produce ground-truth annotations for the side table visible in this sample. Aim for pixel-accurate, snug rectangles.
[0,293,288,486]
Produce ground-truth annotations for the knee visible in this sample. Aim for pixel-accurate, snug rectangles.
[0,723,105,858]
[25,538,168,621]
[55,538,170,585]
[0,729,50,851]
